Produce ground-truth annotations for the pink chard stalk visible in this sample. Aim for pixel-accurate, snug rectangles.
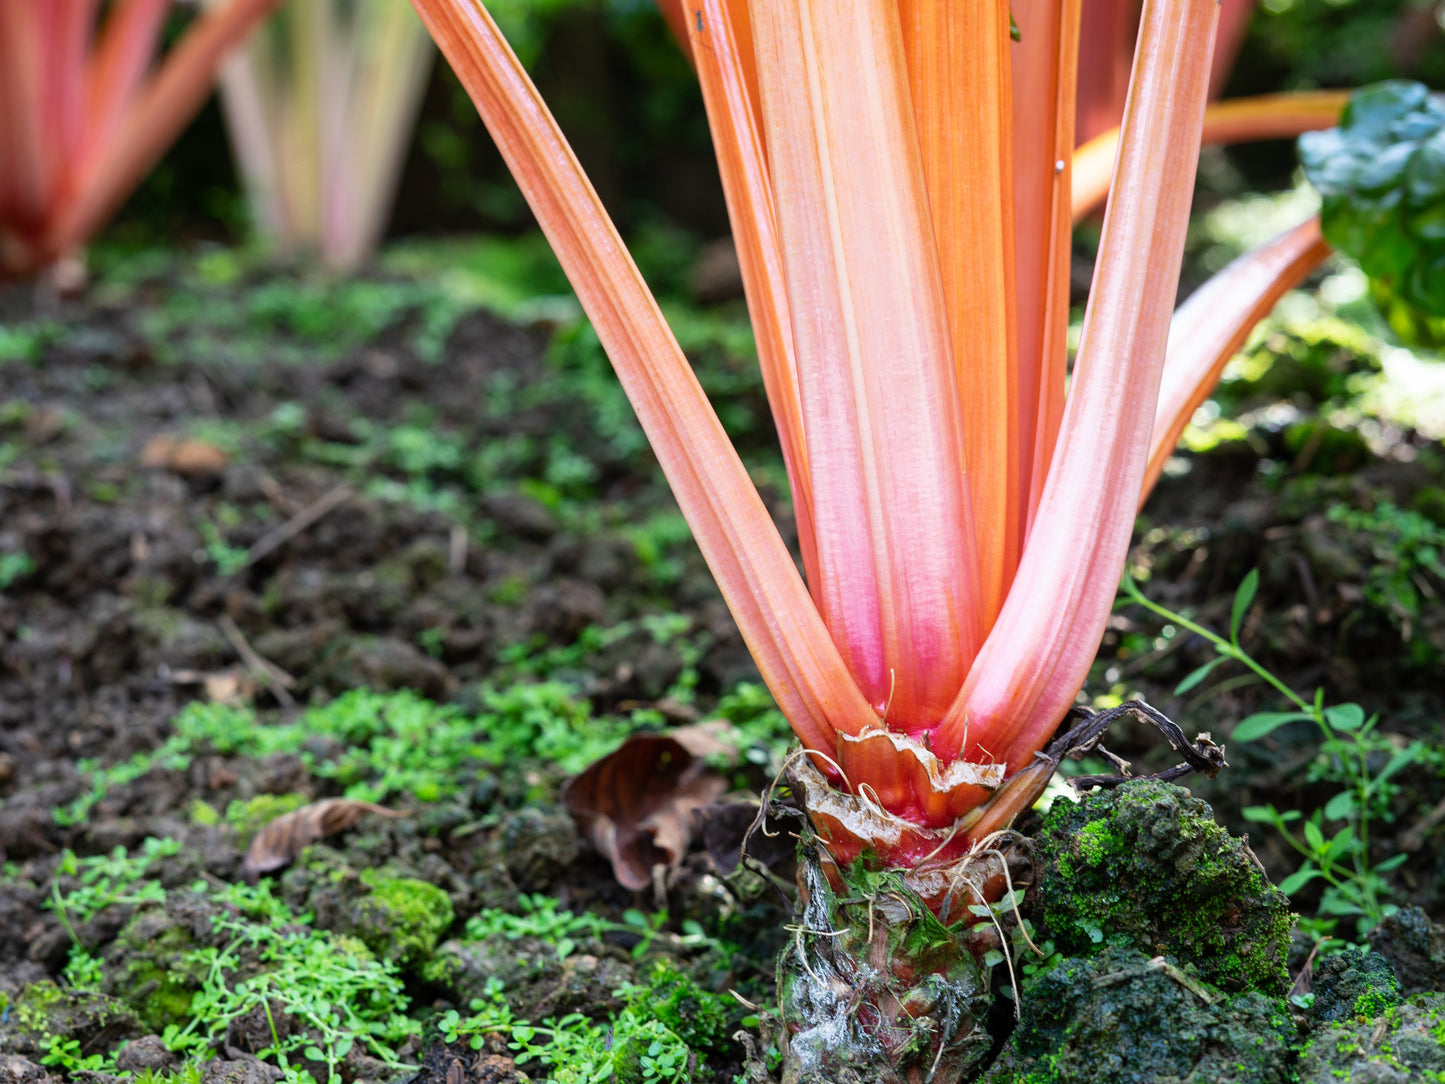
[406,0,1332,1076]
[0,0,282,279]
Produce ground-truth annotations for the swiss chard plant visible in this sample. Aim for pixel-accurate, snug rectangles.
[404,0,1341,1077]
[0,0,283,278]
[211,0,436,269]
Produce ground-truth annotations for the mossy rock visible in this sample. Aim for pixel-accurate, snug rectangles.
[1370,906,1445,995]
[1310,948,1403,1025]
[1,981,142,1060]
[347,873,454,970]
[433,935,633,1021]
[1297,993,1445,1083]
[981,944,1296,1084]
[104,905,206,1032]
[98,891,229,1034]
[1034,780,1292,994]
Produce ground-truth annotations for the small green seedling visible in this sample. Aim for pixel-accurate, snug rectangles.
[1122,571,1422,940]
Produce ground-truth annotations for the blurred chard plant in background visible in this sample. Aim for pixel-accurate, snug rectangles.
[401,0,1350,1077]
[0,0,283,279]
[1300,80,1445,349]
[211,0,436,269]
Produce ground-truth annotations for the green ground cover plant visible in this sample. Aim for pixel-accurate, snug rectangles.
[55,685,622,826]
[32,842,754,1084]
[1122,571,1424,940]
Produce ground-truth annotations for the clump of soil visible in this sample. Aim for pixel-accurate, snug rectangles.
[981,942,1299,1084]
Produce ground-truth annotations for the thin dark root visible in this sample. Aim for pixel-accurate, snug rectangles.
[1042,698,1228,793]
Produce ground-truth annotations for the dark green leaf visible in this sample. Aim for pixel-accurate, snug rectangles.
[1175,656,1228,696]
[1301,80,1445,328]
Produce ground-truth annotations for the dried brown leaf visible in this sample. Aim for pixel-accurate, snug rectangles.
[563,730,730,891]
[242,798,407,882]
[697,800,798,879]
[141,434,229,478]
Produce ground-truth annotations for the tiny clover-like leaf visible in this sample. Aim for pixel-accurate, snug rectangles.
[1324,790,1357,821]
[1232,711,1313,742]
[1300,80,1445,344]
[1230,569,1258,644]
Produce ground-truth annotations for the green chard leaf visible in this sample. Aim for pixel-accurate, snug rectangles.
[1300,80,1445,345]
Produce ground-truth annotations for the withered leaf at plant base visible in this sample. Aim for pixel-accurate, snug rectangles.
[242,798,408,883]
[698,800,799,881]
[563,725,733,891]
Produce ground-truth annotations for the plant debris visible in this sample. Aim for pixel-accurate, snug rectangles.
[242,798,408,882]
[563,724,732,891]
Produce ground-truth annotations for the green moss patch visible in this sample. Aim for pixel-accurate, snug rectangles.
[349,873,455,970]
[1298,993,1445,1083]
[1035,780,1293,994]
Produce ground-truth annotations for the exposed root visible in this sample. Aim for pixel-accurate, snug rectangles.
[1047,699,1228,791]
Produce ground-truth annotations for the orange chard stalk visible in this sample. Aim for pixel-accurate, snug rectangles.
[1075,0,1254,145]
[406,0,1329,872]
[0,0,282,279]
[1073,89,1350,220]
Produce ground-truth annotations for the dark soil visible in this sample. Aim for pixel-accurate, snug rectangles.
[0,243,1442,1082]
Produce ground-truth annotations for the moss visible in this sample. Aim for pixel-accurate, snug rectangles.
[1075,821,1109,868]
[12,981,68,1033]
[626,961,731,1055]
[5,980,142,1060]
[108,904,209,1033]
[189,799,221,826]
[224,792,309,848]
[1034,780,1293,994]
[125,949,199,1032]
[348,872,454,970]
